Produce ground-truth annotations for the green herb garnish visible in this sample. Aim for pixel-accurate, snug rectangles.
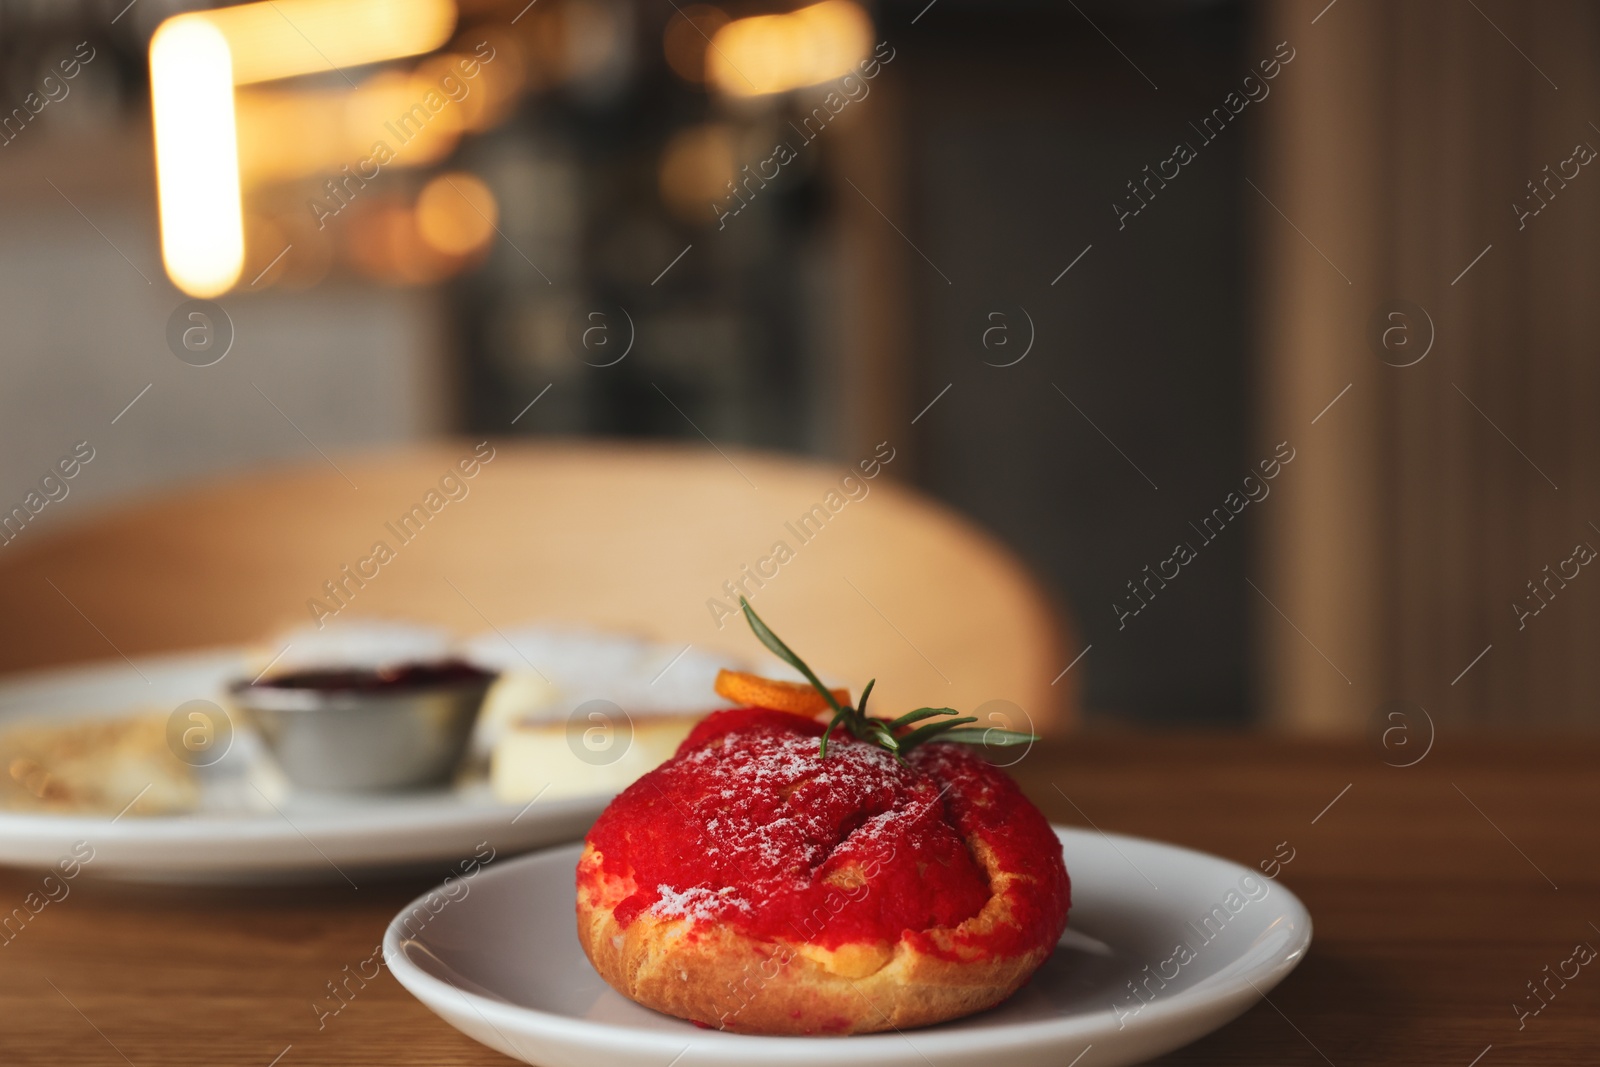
[737,597,1038,760]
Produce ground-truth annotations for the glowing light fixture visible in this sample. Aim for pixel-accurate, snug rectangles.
[150,0,460,296]
[203,0,457,85]
[150,16,243,298]
[706,0,872,97]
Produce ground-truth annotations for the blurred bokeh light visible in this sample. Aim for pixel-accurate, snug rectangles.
[416,171,497,256]
[706,0,873,97]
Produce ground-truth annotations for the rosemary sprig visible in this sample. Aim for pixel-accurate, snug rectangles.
[890,707,961,728]
[737,597,1038,759]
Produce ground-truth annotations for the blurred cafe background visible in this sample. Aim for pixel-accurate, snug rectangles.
[1,0,1598,733]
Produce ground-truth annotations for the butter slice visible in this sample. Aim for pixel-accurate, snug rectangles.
[470,671,561,759]
[490,712,699,802]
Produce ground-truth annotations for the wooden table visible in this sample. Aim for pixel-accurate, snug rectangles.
[2,735,1594,1065]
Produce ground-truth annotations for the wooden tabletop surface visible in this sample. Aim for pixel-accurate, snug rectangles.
[1,733,1594,1066]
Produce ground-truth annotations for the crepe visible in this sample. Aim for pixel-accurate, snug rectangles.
[1,712,199,816]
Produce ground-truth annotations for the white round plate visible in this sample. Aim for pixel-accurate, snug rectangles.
[385,827,1312,1067]
[0,637,715,884]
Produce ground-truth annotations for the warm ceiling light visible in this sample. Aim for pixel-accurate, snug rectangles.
[415,172,497,256]
[150,0,460,295]
[150,15,243,298]
[706,0,872,97]
[204,0,457,86]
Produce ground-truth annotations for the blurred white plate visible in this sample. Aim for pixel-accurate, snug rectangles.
[0,635,723,884]
[385,827,1313,1067]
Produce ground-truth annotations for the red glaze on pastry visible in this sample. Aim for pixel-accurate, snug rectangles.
[576,707,1069,1034]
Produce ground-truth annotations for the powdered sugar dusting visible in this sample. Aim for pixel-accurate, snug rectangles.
[650,883,752,921]
[669,727,933,878]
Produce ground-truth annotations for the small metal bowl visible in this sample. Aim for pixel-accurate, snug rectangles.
[226,664,497,792]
